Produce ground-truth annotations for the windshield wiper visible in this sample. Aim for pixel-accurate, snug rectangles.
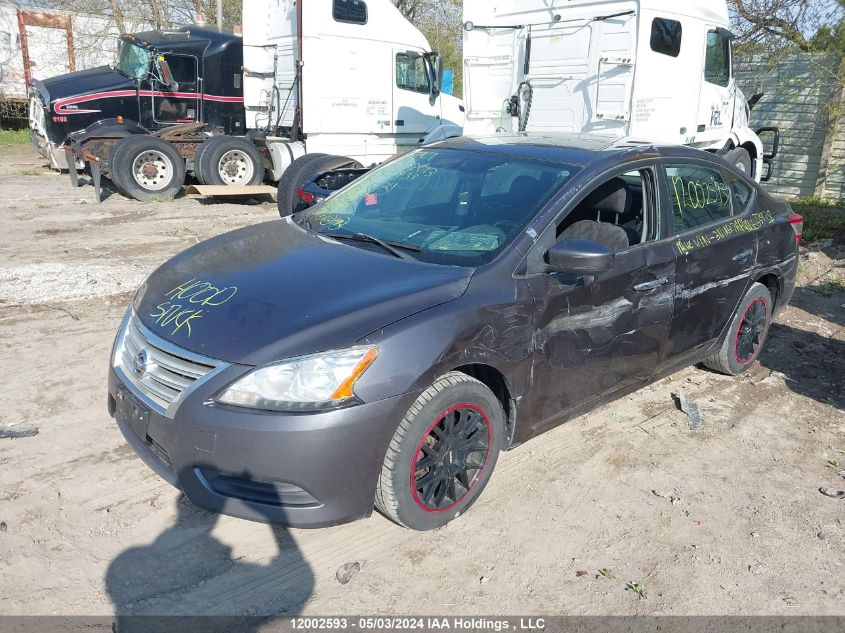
[324,232,421,261]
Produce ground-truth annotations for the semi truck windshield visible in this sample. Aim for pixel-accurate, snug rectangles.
[115,40,151,79]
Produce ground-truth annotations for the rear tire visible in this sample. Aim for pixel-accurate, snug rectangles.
[726,147,752,176]
[276,153,361,217]
[195,136,265,187]
[109,135,185,202]
[703,282,772,376]
[375,371,505,531]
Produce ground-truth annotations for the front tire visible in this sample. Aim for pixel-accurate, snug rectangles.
[375,372,505,531]
[109,135,185,202]
[277,153,361,217]
[703,282,773,375]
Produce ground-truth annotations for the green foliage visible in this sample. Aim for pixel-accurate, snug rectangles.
[809,276,845,294]
[0,129,29,147]
[419,23,463,98]
[794,196,845,209]
[393,0,463,98]
[625,582,647,600]
[789,199,845,245]
[803,211,845,245]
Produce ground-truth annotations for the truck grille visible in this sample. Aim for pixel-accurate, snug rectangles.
[114,311,227,415]
[29,97,46,134]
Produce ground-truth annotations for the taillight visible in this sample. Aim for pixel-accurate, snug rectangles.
[788,211,803,244]
[297,188,315,204]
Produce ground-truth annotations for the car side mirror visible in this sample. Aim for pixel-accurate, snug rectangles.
[544,238,615,276]
[157,58,179,92]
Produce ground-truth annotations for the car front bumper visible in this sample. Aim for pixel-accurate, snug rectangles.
[107,365,418,528]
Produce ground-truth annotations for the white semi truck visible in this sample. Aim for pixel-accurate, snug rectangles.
[242,0,464,213]
[37,0,463,206]
[462,0,778,181]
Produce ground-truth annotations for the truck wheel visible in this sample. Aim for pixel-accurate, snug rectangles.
[703,282,772,376]
[726,147,752,176]
[277,154,361,217]
[276,153,327,217]
[375,371,505,531]
[110,135,186,202]
[196,136,265,187]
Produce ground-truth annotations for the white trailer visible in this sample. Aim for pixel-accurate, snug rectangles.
[462,0,775,181]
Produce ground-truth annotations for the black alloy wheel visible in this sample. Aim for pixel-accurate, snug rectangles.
[411,404,491,512]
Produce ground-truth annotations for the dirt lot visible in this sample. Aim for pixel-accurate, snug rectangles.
[0,143,844,618]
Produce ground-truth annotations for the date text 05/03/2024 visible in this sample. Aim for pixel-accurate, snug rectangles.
[291,617,547,631]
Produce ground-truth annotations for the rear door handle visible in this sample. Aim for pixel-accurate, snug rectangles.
[634,277,670,292]
[732,249,754,262]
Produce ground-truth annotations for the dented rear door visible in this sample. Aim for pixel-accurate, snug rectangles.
[663,160,759,359]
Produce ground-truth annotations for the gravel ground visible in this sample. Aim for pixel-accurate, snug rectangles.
[0,143,843,621]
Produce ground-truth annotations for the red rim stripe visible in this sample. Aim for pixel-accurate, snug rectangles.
[409,403,492,514]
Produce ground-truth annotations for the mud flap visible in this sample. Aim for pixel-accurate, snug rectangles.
[67,148,80,188]
[90,159,102,203]
[66,145,105,202]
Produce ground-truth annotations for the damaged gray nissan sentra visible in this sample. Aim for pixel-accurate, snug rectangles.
[108,135,801,530]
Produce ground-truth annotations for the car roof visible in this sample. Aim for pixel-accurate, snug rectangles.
[433,133,725,169]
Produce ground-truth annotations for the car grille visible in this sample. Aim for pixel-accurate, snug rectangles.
[114,312,226,415]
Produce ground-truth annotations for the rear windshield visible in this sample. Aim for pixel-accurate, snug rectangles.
[294,148,578,266]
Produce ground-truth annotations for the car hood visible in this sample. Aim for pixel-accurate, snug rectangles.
[38,65,134,106]
[134,220,474,366]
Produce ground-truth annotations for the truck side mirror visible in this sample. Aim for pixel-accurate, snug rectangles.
[157,57,179,92]
[428,53,443,97]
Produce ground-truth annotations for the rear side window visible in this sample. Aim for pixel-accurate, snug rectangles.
[705,30,730,86]
[333,0,367,24]
[665,164,733,234]
[728,174,754,212]
[651,18,682,57]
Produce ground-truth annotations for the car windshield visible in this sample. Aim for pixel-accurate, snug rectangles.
[294,148,578,266]
[115,40,151,79]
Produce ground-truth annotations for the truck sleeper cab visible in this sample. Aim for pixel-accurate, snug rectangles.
[461,0,778,181]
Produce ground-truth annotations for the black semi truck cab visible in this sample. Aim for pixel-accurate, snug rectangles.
[29,26,244,171]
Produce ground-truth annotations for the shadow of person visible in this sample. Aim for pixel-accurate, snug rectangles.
[106,470,315,633]
[758,322,845,410]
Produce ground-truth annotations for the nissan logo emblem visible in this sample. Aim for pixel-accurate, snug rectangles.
[133,349,149,377]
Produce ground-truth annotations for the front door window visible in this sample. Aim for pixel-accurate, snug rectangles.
[152,54,199,124]
[525,166,676,423]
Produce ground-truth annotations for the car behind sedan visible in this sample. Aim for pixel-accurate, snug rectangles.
[109,135,801,530]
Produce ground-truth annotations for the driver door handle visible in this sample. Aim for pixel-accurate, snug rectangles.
[634,277,670,292]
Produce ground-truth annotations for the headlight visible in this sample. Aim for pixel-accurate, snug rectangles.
[216,346,378,412]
